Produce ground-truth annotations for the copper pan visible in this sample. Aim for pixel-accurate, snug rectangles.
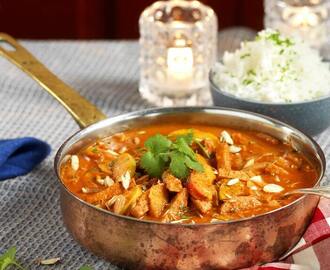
[0,33,326,269]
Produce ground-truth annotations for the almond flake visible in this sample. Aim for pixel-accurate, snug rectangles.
[133,137,140,145]
[105,195,119,208]
[211,218,220,223]
[220,130,234,145]
[137,130,146,134]
[82,187,100,194]
[71,155,79,171]
[227,178,240,186]
[113,195,126,213]
[62,154,71,163]
[104,176,115,186]
[247,180,258,190]
[170,218,189,224]
[106,149,119,156]
[263,184,284,193]
[243,158,255,169]
[229,145,241,153]
[96,176,105,185]
[121,171,131,189]
[250,175,263,184]
[39,257,61,265]
[119,146,127,154]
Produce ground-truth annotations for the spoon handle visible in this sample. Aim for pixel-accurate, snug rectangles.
[288,186,330,199]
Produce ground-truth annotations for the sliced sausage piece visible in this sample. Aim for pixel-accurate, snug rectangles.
[149,183,168,218]
[162,170,183,192]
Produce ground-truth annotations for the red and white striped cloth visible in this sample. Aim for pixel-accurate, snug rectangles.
[245,198,330,270]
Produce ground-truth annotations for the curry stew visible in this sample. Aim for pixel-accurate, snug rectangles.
[60,125,318,224]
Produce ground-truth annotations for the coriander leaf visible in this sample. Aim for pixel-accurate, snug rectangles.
[176,132,194,145]
[144,134,172,154]
[0,247,26,270]
[0,247,16,262]
[173,137,195,159]
[169,152,189,179]
[79,266,94,270]
[185,156,204,172]
[140,152,166,178]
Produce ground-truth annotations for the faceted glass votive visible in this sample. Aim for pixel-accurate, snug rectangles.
[139,0,218,106]
[264,0,330,57]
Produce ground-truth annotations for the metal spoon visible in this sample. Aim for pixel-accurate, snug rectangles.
[284,185,330,199]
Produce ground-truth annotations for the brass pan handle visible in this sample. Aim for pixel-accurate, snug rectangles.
[0,33,107,128]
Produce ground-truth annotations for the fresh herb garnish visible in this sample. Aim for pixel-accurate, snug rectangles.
[240,53,251,59]
[247,69,256,76]
[140,133,203,179]
[91,147,99,153]
[0,247,26,270]
[243,78,253,85]
[258,30,294,47]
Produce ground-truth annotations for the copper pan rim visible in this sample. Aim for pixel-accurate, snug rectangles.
[54,106,326,227]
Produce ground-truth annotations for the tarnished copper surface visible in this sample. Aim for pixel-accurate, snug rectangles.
[61,187,318,269]
[56,108,324,269]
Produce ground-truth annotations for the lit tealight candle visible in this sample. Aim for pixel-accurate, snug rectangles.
[139,0,217,106]
[166,38,194,96]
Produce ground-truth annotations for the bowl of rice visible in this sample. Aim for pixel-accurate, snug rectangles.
[210,29,330,135]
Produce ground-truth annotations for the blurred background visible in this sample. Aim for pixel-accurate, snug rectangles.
[0,0,263,39]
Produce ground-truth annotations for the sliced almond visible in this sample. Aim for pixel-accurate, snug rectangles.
[105,195,119,209]
[82,187,100,194]
[250,175,264,184]
[71,155,79,171]
[247,180,258,190]
[263,184,284,193]
[220,130,234,145]
[133,137,140,145]
[96,176,115,187]
[229,145,241,153]
[113,195,126,213]
[211,219,220,223]
[137,130,146,135]
[104,176,115,186]
[243,158,255,169]
[121,171,131,189]
[39,257,61,265]
[170,218,189,224]
[106,149,119,156]
[62,154,71,163]
[227,178,240,186]
[119,146,127,154]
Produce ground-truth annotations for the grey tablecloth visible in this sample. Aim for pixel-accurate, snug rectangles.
[0,30,329,270]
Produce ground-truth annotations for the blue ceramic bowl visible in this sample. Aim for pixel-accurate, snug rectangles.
[209,70,330,136]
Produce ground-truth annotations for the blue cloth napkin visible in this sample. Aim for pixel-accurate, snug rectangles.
[0,137,51,180]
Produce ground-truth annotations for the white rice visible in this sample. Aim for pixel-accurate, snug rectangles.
[212,29,330,103]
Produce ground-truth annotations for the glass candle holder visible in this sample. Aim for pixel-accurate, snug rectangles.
[139,0,217,106]
[264,0,330,56]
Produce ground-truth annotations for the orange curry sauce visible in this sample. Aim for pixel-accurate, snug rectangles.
[60,124,318,224]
